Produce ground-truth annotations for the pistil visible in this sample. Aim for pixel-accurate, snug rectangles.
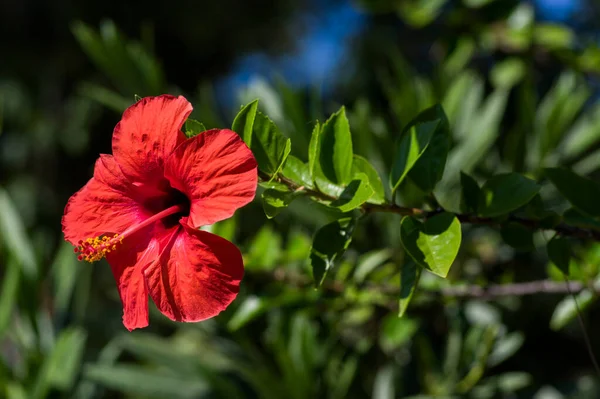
[75,204,185,262]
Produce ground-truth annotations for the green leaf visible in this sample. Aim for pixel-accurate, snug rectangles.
[308,121,346,197]
[563,208,600,230]
[246,225,281,270]
[547,236,571,276]
[390,105,444,191]
[51,242,81,315]
[78,82,131,113]
[5,384,27,399]
[534,23,575,49]
[46,328,88,390]
[84,364,209,399]
[227,296,267,331]
[456,326,499,393]
[330,173,374,212]
[184,118,206,138]
[478,173,540,218]
[500,222,534,251]
[399,260,421,317]
[487,332,525,367]
[550,289,596,330]
[311,218,355,287]
[0,258,20,338]
[251,111,291,178]
[319,107,353,185]
[372,366,395,399]
[379,315,418,353]
[351,155,385,204]
[232,99,258,146]
[31,327,87,398]
[0,188,37,281]
[228,293,305,331]
[261,188,296,219]
[308,121,321,179]
[490,58,526,89]
[460,172,480,213]
[282,155,313,189]
[545,168,600,217]
[406,105,450,193]
[400,212,461,278]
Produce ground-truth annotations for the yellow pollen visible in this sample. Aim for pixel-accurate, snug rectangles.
[76,233,121,263]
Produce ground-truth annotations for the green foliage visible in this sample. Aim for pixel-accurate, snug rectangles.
[460,172,480,213]
[318,107,353,185]
[398,260,421,317]
[400,212,461,278]
[184,118,206,138]
[478,174,540,217]
[310,218,355,287]
[390,104,447,192]
[330,173,374,212]
[550,289,597,331]
[547,236,572,276]
[545,167,600,217]
[261,188,296,219]
[232,102,291,177]
[351,155,386,204]
[9,5,600,398]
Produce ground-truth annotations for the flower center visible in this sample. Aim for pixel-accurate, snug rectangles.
[75,204,186,263]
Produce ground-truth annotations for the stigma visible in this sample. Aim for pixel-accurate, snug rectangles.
[75,234,123,262]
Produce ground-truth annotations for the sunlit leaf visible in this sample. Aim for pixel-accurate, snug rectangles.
[232,99,258,146]
[352,155,386,204]
[184,118,206,138]
[390,105,444,191]
[330,173,374,212]
[283,155,314,189]
[319,107,353,185]
[262,188,296,219]
[400,213,461,278]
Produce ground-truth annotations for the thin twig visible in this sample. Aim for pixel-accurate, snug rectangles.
[259,172,600,241]
[253,269,596,300]
[438,280,594,300]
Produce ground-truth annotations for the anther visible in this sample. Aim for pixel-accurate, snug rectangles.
[75,233,122,263]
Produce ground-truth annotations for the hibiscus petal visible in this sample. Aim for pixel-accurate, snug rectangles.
[107,225,178,331]
[112,95,192,184]
[144,225,244,323]
[164,129,257,227]
[62,155,148,246]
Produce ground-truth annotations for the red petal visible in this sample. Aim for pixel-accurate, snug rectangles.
[112,95,192,184]
[164,129,257,227]
[62,155,148,246]
[144,224,244,323]
[106,224,178,331]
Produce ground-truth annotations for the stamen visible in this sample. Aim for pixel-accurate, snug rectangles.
[76,233,122,262]
[75,204,185,263]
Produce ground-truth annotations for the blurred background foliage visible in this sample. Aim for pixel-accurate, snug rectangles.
[3,0,600,397]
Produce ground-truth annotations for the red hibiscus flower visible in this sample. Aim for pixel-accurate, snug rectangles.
[62,95,258,331]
